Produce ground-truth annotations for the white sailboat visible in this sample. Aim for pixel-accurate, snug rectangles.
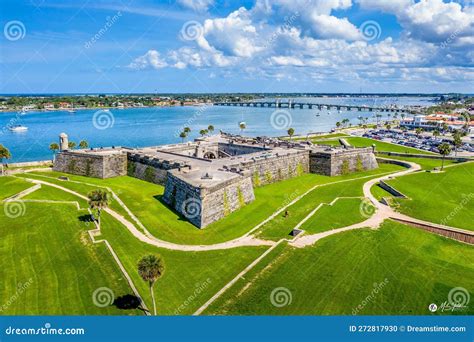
[9,125,28,132]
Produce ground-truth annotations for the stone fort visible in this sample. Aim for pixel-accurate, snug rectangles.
[53,132,378,228]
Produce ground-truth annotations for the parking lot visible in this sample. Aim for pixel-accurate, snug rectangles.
[361,129,474,155]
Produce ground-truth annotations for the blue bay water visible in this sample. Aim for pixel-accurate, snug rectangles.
[0,96,435,162]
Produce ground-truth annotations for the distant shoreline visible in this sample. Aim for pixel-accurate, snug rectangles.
[0,104,211,114]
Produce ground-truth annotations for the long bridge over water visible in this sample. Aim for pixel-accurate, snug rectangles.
[213,100,414,113]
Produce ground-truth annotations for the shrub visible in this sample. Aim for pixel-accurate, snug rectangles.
[253,170,261,187]
[264,171,273,183]
[237,186,245,208]
[341,159,350,175]
[223,189,230,216]
[145,166,155,182]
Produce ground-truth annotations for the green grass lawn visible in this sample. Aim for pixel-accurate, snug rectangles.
[387,162,474,231]
[346,137,434,154]
[0,176,33,200]
[0,202,139,315]
[299,198,372,234]
[23,184,88,207]
[206,220,474,315]
[256,164,402,241]
[17,164,401,245]
[312,139,342,146]
[312,136,435,155]
[380,155,459,170]
[292,133,348,141]
[16,172,135,227]
[99,212,267,314]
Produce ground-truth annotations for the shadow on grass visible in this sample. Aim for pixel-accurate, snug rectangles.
[78,214,93,223]
[113,294,149,314]
[153,195,192,223]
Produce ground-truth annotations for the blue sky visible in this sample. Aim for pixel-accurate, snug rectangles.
[1,0,473,94]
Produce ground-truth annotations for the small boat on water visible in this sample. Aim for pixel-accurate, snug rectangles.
[9,125,28,132]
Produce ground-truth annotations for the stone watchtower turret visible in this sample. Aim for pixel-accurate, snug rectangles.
[59,133,69,151]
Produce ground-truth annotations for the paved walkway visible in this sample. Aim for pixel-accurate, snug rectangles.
[24,178,274,252]
[291,159,472,247]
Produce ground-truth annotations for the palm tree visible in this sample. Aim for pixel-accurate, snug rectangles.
[433,129,440,138]
[199,129,208,137]
[385,123,391,130]
[179,131,187,143]
[376,114,382,126]
[415,128,423,137]
[0,144,11,176]
[438,142,451,171]
[442,122,449,135]
[68,141,77,150]
[183,127,191,135]
[239,122,246,134]
[79,140,89,149]
[207,125,214,135]
[452,131,462,157]
[87,189,109,227]
[49,142,59,161]
[336,121,341,129]
[138,254,164,316]
[287,127,295,141]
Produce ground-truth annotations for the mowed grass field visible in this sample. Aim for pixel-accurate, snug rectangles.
[313,136,435,155]
[0,202,138,315]
[99,213,267,315]
[0,176,33,200]
[299,198,372,234]
[19,164,401,245]
[387,162,474,231]
[205,221,474,315]
[255,164,402,241]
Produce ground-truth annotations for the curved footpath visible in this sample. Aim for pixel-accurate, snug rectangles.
[22,178,275,251]
[20,159,471,251]
[291,159,473,247]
